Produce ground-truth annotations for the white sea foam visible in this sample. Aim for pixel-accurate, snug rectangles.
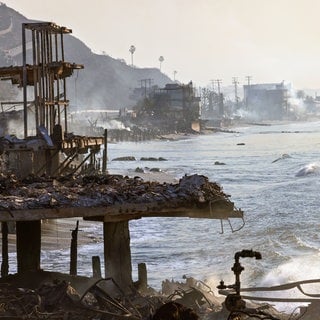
[295,162,320,177]
[258,255,320,312]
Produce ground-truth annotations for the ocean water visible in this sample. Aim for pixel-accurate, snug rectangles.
[105,120,320,311]
[17,120,320,312]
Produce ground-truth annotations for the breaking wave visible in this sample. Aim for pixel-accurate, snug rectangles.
[295,162,320,177]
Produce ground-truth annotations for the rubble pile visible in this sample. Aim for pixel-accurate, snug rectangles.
[0,173,238,213]
[0,273,292,320]
[0,279,161,320]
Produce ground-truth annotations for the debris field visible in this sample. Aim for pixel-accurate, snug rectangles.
[0,173,239,216]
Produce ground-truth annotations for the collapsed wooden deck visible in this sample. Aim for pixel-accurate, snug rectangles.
[0,173,243,292]
[0,173,243,222]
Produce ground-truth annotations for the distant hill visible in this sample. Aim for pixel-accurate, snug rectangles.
[0,3,172,109]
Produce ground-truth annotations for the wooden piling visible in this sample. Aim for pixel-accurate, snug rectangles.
[16,220,41,273]
[70,220,79,275]
[1,222,9,277]
[103,221,133,292]
[137,262,148,291]
[102,129,108,173]
[92,255,102,278]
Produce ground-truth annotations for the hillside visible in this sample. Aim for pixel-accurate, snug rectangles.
[0,3,172,109]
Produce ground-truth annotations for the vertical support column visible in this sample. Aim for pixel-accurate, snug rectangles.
[70,220,79,276]
[1,222,9,277]
[137,263,148,291]
[22,24,28,138]
[60,31,68,135]
[36,30,43,127]
[92,256,102,278]
[16,220,41,273]
[32,29,39,131]
[103,221,133,292]
[102,129,108,173]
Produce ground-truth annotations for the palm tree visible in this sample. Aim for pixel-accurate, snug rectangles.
[159,56,164,71]
[129,45,136,67]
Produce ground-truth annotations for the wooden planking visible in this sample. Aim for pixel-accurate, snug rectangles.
[0,202,243,222]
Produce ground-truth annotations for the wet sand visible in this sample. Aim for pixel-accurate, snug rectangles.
[3,218,101,253]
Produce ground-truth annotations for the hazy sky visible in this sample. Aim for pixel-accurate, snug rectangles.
[4,0,320,90]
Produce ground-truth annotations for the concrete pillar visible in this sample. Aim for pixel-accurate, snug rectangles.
[16,220,41,273]
[103,221,133,292]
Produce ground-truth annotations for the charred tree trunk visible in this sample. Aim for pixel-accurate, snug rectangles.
[16,220,41,273]
[103,221,133,292]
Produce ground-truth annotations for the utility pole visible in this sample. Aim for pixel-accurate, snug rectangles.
[232,77,239,108]
[215,79,222,95]
[210,79,215,92]
[245,75,252,86]
[245,76,252,110]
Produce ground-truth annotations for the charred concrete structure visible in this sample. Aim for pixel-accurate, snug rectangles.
[243,82,288,120]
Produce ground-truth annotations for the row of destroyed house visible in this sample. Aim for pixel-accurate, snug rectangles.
[116,80,320,134]
[1,79,320,138]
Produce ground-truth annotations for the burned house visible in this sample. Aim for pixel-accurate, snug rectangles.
[243,82,288,120]
[0,22,104,177]
[133,82,201,133]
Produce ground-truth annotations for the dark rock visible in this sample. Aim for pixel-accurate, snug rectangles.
[140,157,168,161]
[214,161,226,165]
[112,156,136,161]
[140,157,158,161]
